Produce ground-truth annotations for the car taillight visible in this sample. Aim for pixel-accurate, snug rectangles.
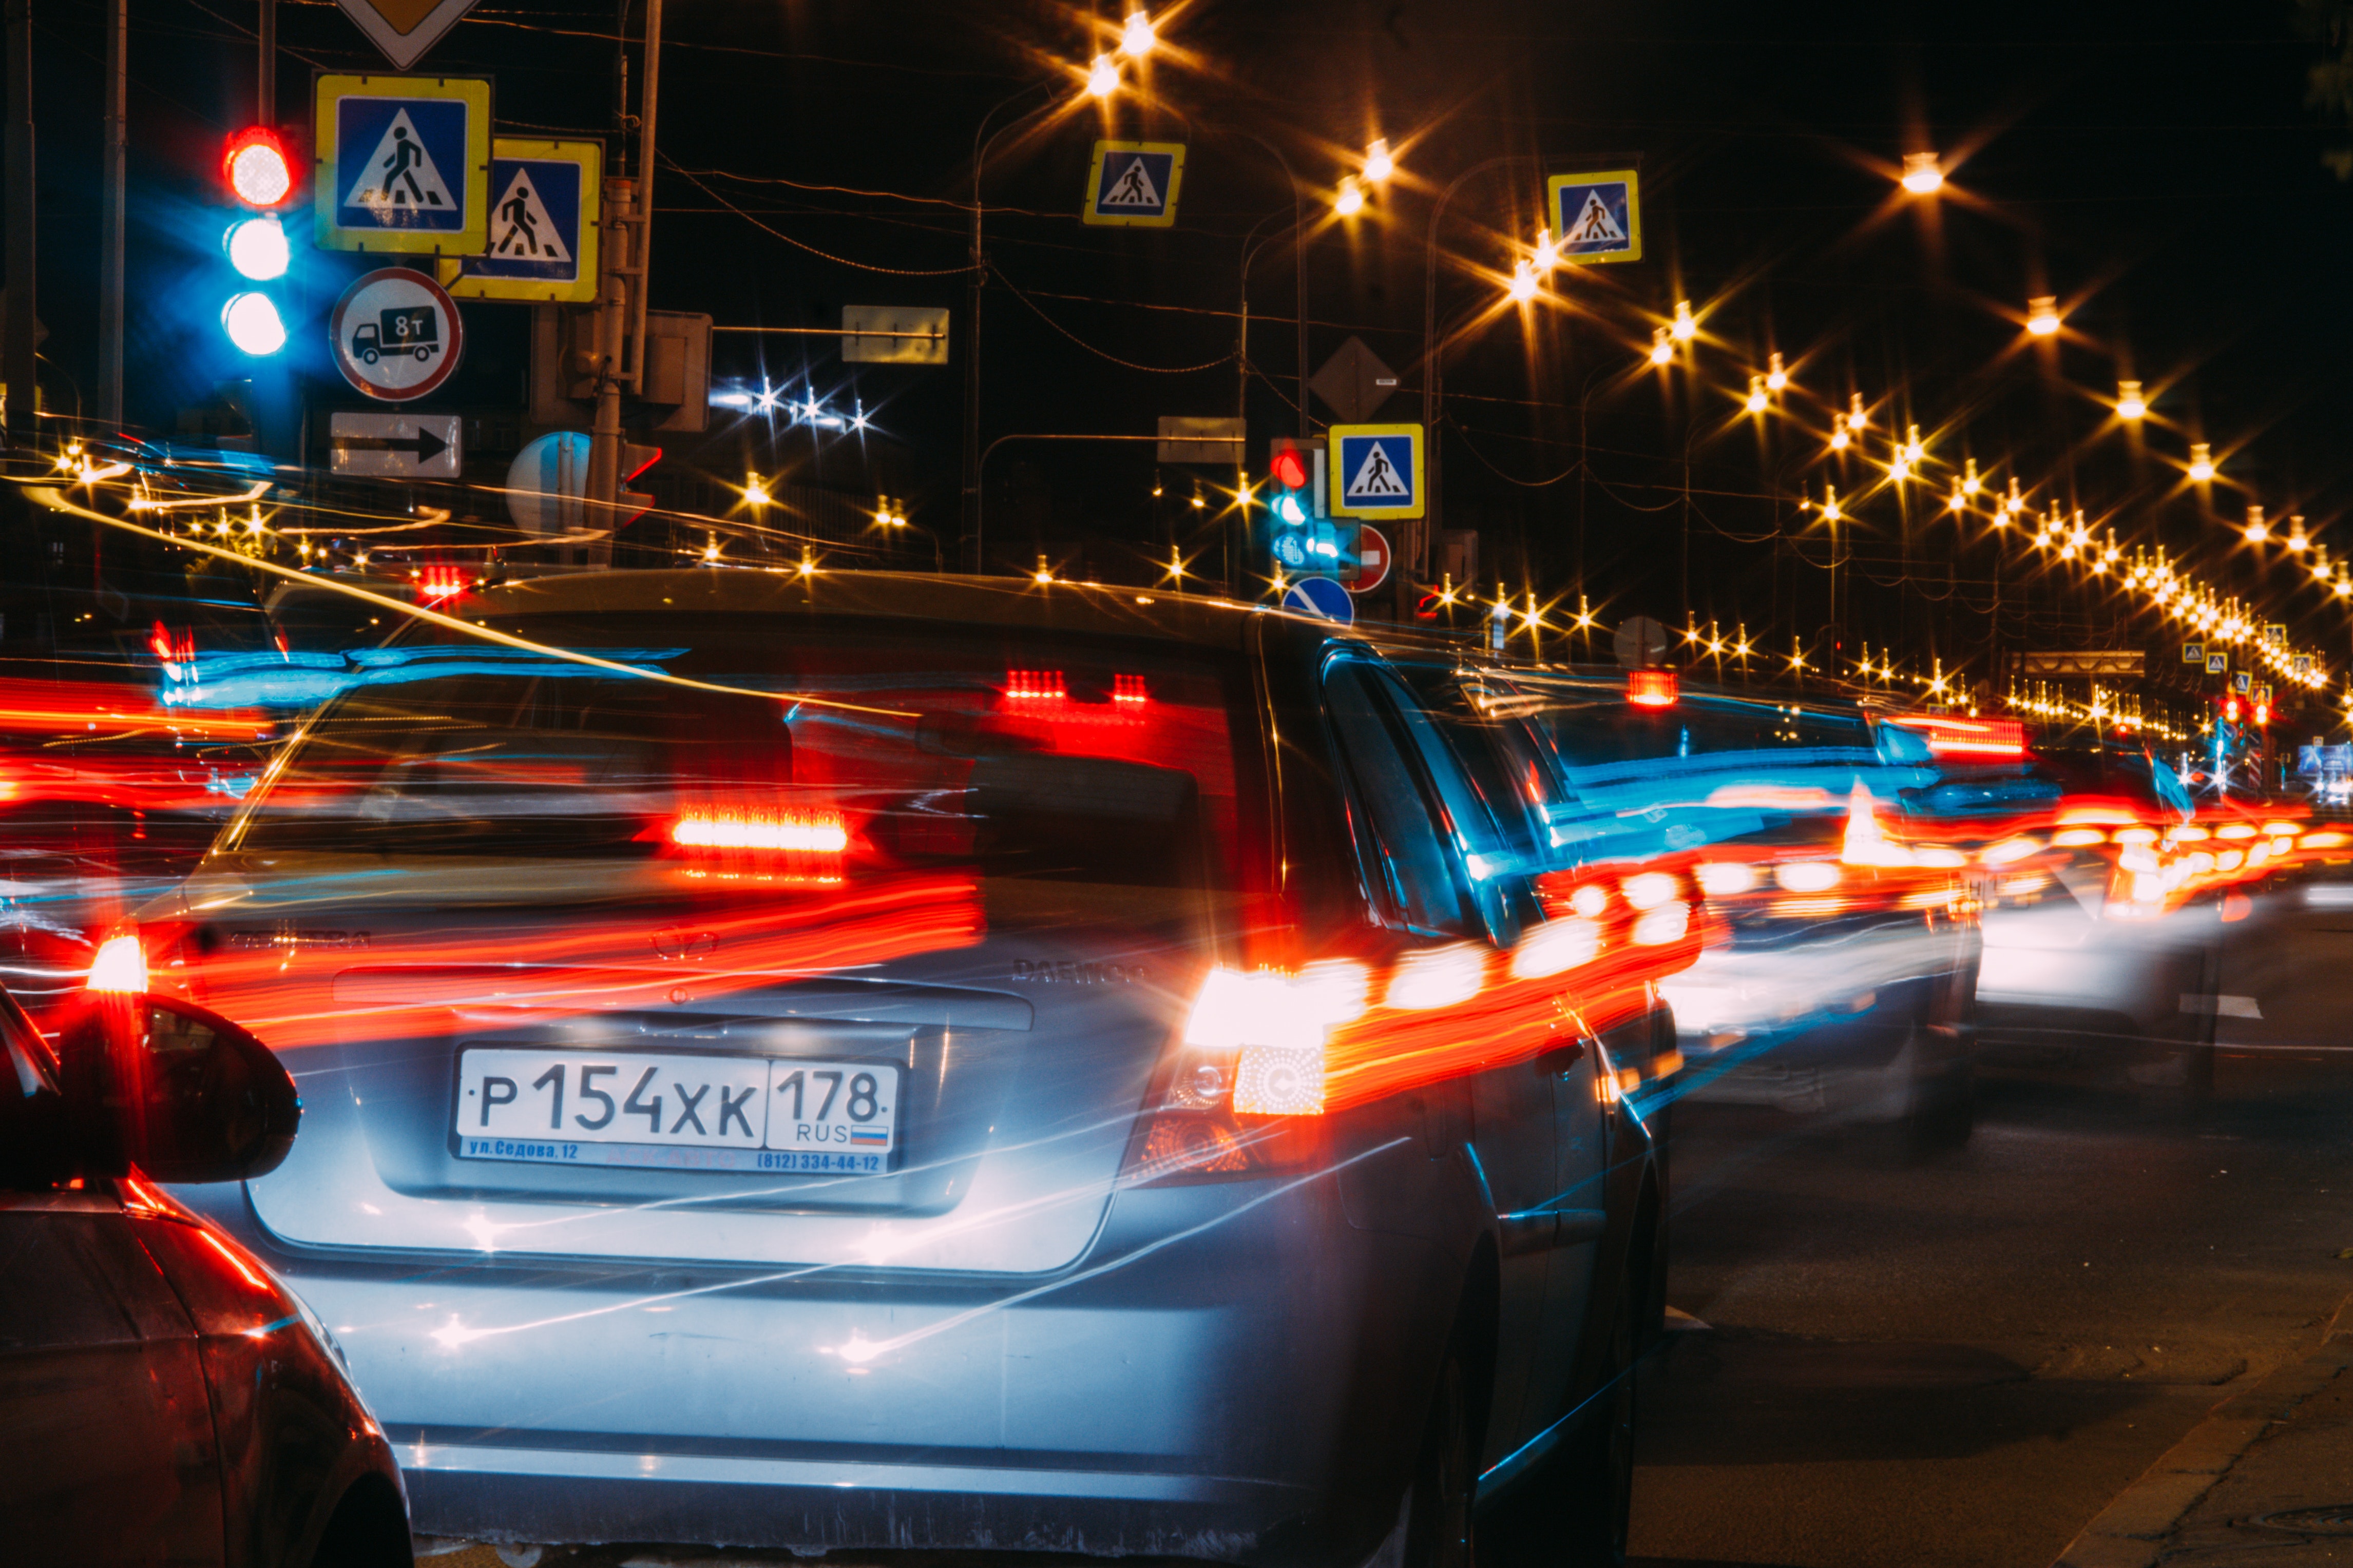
[87,933,148,993]
[1183,962,1368,1115]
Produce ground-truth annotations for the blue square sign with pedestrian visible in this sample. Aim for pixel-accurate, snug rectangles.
[1329,424,1424,519]
[1084,140,1185,227]
[315,74,492,255]
[1545,169,1643,264]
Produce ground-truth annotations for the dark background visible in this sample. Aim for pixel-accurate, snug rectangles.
[12,0,2353,704]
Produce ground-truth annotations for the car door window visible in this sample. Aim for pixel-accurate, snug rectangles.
[1322,660,1475,936]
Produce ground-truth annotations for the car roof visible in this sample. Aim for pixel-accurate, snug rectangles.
[457,568,1300,653]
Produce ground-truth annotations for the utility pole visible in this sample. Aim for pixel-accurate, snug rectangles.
[585,0,660,565]
[98,0,124,427]
[257,0,274,121]
[4,0,34,450]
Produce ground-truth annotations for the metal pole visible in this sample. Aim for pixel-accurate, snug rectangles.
[959,87,1052,574]
[622,0,659,394]
[257,0,274,122]
[98,0,124,427]
[3,0,33,450]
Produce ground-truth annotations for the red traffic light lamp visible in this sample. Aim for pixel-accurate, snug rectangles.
[1269,448,1308,491]
[223,126,295,209]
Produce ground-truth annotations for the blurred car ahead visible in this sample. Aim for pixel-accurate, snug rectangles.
[0,981,410,1566]
[130,570,1707,1567]
[1413,667,1981,1152]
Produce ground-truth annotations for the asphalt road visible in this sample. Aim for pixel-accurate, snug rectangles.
[1633,879,2353,1568]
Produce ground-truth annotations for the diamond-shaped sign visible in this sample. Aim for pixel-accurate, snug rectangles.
[1309,337,1400,425]
[336,0,481,71]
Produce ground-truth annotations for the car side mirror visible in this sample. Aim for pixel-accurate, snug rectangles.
[58,996,300,1184]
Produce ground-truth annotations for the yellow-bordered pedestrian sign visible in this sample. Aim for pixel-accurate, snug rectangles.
[314,72,492,255]
[438,138,601,303]
[1545,169,1642,265]
[1084,141,1185,227]
[1329,423,1424,519]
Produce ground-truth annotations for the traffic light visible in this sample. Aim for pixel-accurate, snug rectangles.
[1267,442,1310,525]
[2222,694,2243,725]
[218,126,298,356]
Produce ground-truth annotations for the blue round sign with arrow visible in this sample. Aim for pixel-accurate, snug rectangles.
[1282,576,1354,624]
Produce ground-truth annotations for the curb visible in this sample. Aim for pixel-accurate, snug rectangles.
[2051,1315,2353,1568]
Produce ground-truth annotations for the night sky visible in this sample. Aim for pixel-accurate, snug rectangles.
[15,1,2353,698]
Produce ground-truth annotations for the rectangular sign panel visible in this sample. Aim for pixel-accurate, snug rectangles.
[329,411,462,476]
[843,305,950,364]
[1546,169,1642,264]
[442,138,599,302]
[314,72,492,255]
[1329,423,1425,519]
[1085,140,1185,227]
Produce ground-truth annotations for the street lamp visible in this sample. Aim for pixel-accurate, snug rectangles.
[1532,226,1557,270]
[1333,175,1365,217]
[1745,374,1768,414]
[1829,413,1850,451]
[1765,351,1788,392]
[2117,379,2147,420]
[1670,300,1697,342]
[1648,326,1673,366]
[1507,258,1538,303]
[1900,151,1944,195]
[1121,9,1155,56]
[1087,53,1119,98]
[2026,295,2061,337]
[1364,138,1393,183]
[2189,441,2215,483]
[2245,505,2268,544]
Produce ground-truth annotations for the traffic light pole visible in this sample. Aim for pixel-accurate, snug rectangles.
[98,0,124,428]
[3,0,34,450]
[586,0,660,565]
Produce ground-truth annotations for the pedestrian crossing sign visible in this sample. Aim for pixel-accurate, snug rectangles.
[2207,652,2229,674]
[1084,141,1185,227]
[1545,169,1642,264]
[2183,641,2205,664]
[314,73,492,255]
[441,139,601,303]
[1329,423,1424,519]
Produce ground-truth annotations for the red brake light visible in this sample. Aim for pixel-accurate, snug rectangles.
[417,567,467,604]
[223,127,294,209]
[1627,669,1677,707]
[1889,714,2026,759]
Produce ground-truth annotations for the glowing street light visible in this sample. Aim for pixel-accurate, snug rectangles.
[1364,138,1393,183]
[1829,414,1850,452]
[1670,300,1697,342]
[1333,175,1365,217]
[1962,456,1982,495]
[2289,515,2310,552]
[1120,9,1155,56]
[1947,478,1967,513]
[2026,295,2061,337]
[1648,326,1673,366]
[1848,392,1868,430]
[1903,423,1925,463]
[1900,151,1944,195]
[1508,258,1538,302]
[1745,374,1768,414]
[1532,226,1557,270]
[2189,441,2215,483]
[1820,483,1842,522]
[2117,379,2147,421]
[1765,352,1788,392]
[1086,52,1119,98]
[744,472,772,508]
[2245,505,2268,544]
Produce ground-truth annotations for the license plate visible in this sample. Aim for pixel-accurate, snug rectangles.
[454,1049,900,1174]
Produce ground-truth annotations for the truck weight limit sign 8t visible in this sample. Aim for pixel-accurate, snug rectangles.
[331,267,467,400]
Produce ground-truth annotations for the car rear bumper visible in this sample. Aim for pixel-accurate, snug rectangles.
[188,1168,1456,1562]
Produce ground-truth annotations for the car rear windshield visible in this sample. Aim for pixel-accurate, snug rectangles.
[222,614,1260,896]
